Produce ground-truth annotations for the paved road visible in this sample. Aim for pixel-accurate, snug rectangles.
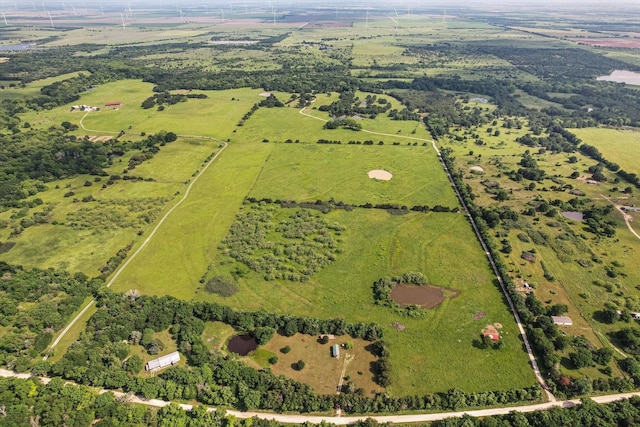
[2,368,639,425]
[45,138,228,358]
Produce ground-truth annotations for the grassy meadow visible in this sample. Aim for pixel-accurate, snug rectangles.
[572,127,640,176]
[91,93,538,394]
[248,143,458,207]
[441,117,640,379]
[0,17,576,399]
[0,71,90,100]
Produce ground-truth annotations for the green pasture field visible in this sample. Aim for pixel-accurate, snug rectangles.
[45,26,213,46]
[2,82,260,274]
[201,209,536,394]
[99,100,536,394]
[197,208,538,395]
[513,89,568,111]
[20,81,263,140]
[0,70,90,100]
[248,143,458,207]
[571,127,640,176]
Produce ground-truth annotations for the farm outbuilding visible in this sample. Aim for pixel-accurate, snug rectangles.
[331,344,340,359]
[482,331,500,342]
[145,351,180,371]
[551,316,573,326]
[105,102,121,106]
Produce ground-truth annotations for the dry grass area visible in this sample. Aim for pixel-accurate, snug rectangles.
[261,333,383,396]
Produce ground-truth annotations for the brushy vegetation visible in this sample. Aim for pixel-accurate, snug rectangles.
[219,205,345,282]
[204,276,238,297]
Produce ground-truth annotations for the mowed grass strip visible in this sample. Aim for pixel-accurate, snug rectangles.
[248,143,458,207]
[109,139,275,298]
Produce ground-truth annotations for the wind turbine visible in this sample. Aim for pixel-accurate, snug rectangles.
[127,3,132,17]
[120,12,126,29]
[443,10,447,24]
[220,8,224,22]
[48,12,54,28]
[365,10,368,29]
[100,4,104,16]
[2,12,7,25]
[394,8,399,30]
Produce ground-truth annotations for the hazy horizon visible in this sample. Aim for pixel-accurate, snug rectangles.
[2,0,638,13]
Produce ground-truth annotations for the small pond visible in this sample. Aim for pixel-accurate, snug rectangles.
[0,43,35,51]
[597,70,640,85]
[561,211,584,221]
[227,334,258,356]
[390,284,460,309]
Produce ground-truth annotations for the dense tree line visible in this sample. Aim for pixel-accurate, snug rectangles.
[0,263,101,371]
[43,290,541,414]
[0,376,299,427]
[431,396,640,427]
[244,197,457,216]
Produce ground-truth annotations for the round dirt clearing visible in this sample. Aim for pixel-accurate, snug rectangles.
[470,166,484,173]
[368,169,393,180]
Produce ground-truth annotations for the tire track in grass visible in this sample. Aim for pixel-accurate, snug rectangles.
[45,138,228,359]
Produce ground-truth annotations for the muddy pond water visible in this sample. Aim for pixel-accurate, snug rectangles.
[390,284,460,309]
[227,334,258,356]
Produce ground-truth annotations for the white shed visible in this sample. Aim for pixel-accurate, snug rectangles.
[145,351,180,371]
[551,316,573,326]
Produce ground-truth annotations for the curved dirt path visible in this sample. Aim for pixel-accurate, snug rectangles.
[1,368,638,425]
[603,196,640,241]
[79,111,121,134]
[45,137,228,358]
[299,107,554,400]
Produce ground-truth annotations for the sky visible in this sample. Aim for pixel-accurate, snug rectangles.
[2,0,638,15]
